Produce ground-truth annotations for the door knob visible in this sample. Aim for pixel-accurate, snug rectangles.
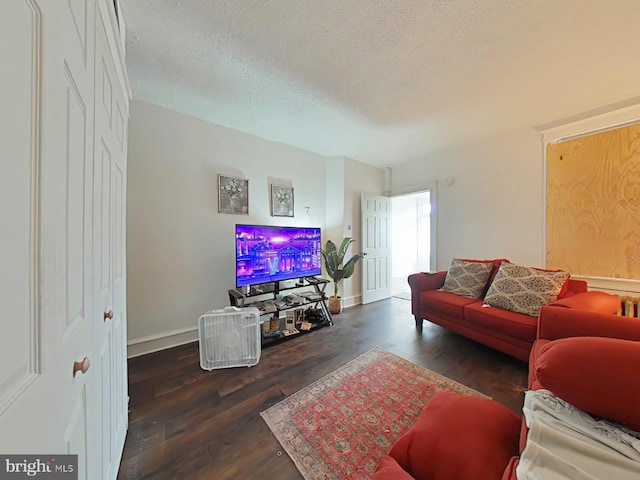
[104,310,113,321]
[73,357,90,377]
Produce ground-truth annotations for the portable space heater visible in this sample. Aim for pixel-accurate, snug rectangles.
[198,306,261,370]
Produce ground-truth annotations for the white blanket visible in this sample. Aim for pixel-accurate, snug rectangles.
[516,389,640,480]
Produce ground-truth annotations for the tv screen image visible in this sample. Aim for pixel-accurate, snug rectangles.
[235,224,322,287]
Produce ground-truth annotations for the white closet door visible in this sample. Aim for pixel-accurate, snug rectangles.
[93,5,129,479]
[0,2,97,479]
[0,2,128,479]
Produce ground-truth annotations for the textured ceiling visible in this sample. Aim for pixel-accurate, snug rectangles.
[122,0,640,167]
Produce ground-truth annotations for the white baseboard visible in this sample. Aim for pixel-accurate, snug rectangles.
[342,295,361,309]
[574,275,640,296]
[127,326,198,358]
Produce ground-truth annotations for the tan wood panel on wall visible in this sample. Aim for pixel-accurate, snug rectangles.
[546,123,640,279]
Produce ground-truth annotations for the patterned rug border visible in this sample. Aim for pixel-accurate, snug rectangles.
[260,346,488,479]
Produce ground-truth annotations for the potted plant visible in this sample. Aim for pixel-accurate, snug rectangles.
[321,237,364,314]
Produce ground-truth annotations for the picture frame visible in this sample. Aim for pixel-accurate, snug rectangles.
[285,310,296,330]
[271,184,294,217]
[218,174,248,214]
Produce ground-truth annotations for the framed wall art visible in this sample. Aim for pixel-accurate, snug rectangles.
[218,174,248,214]
[271,184,294,217]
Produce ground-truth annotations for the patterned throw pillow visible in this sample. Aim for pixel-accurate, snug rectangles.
[484,263,569,317]
[440,259,494,300]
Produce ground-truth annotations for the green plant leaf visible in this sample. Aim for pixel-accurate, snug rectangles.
[341,254,364,279]
[324,240,337,254]
[332,270,345,282]
[321,250,338,276]
[321,237,363,297]
[331,270,345,297]
[337,238,354,263]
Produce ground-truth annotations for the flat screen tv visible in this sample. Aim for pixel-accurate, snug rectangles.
[235,224,322,288]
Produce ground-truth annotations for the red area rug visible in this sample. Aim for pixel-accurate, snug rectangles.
[260,347,488,480]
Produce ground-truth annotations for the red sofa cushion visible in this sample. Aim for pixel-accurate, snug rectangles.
[373,456,415,480]
[389,392,520,480]
[501,457,519,480]
[420,290,479,318]
[464,302,538,342]
[532,336,640,431]
[565,278,588,295]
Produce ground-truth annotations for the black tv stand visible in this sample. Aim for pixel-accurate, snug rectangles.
[228,276,332,348]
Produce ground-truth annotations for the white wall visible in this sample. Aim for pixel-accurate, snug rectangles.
[127,101,385,356]
[127,100,329,356]
[391,127,544,270]
[322,156,386,304]
[343,157,386,304]
[324,156,345,254]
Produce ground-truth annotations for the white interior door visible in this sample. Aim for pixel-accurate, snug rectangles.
[58,2,100,477]
[361,193,392,304]
[0,3,128,479]
[0,0,56,453]
[0,1,97,478]
[93,5,129,479]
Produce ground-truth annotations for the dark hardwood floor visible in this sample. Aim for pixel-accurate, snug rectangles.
[118,297,528,480]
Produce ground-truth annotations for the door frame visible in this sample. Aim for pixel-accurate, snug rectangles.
[389,182,437,273]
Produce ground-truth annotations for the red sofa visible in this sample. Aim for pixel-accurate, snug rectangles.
[408,260,620,362]
[373,306,640,480]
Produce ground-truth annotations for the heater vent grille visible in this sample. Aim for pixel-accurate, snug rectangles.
[616,296,640,318]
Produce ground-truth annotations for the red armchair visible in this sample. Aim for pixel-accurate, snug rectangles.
[538,301,640,341]
[374,307,640,480]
